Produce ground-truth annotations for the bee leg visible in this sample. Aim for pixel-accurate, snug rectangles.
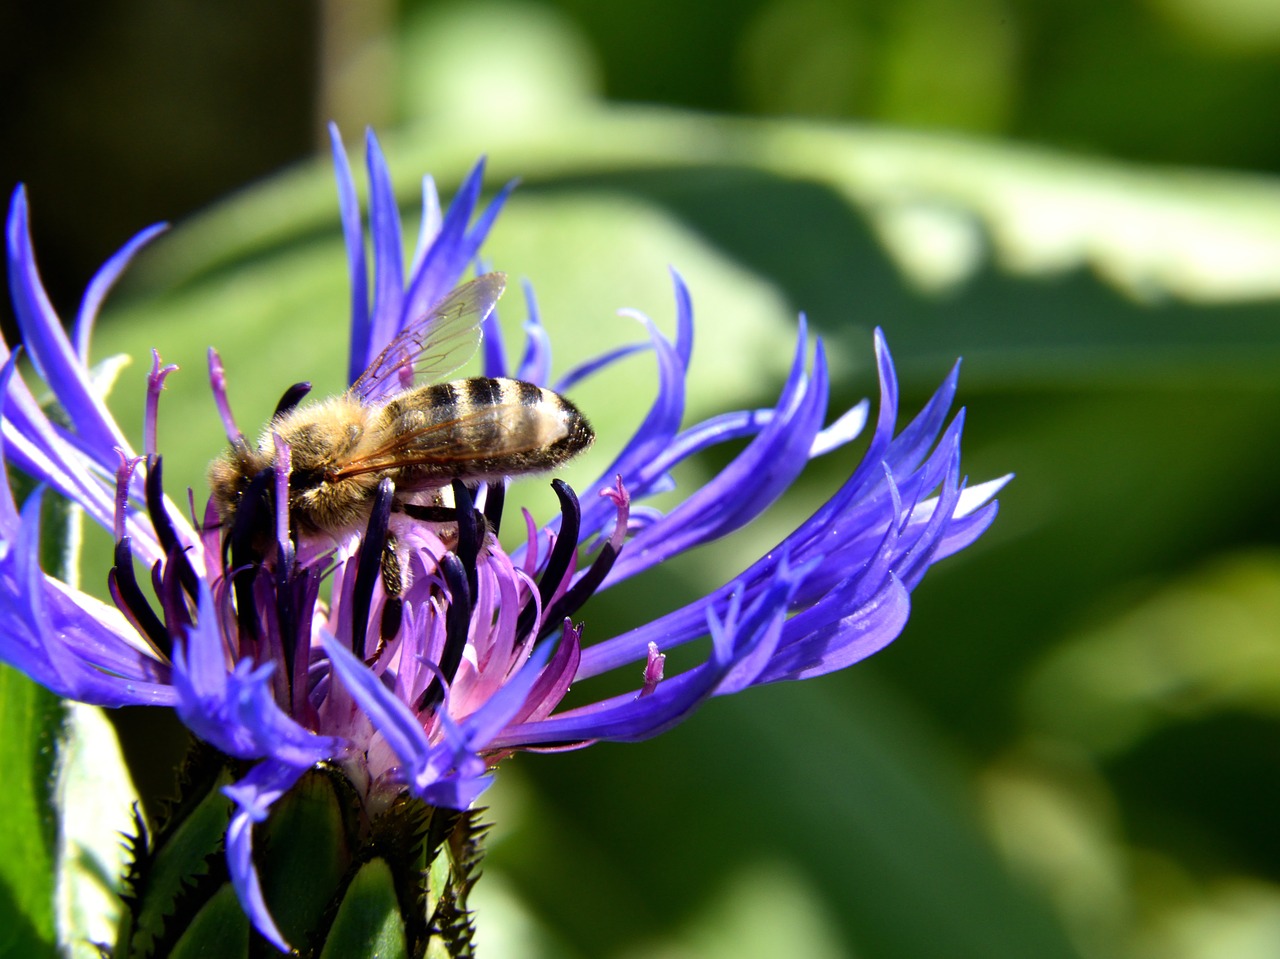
[366,533,405,665]
[398,503,460,523]
[398,501,492,544]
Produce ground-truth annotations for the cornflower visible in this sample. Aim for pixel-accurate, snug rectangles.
[0,127,1007,955]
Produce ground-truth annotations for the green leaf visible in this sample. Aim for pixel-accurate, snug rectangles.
[0,665,62,959]
[54,703,139,959]
[258,767,355,949]
[120,763,234,958]
[167,883,248,959]
[319,859,407,959]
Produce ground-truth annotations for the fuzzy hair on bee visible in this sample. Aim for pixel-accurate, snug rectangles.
[207,272,595,543]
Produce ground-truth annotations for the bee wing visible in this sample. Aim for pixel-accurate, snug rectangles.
[351,272,507,399]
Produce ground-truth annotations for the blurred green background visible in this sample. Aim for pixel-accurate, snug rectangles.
[6,1,1280,957]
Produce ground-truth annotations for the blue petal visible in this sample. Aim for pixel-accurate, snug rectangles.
[400,160,513,334]
[73,222,167,361]
[329,125,372,385]
[408,174,442,277]
[6,187,132,464]
[172,585,344,765]
[514,280,551,386]
[364,130,406,355]
[223,760,308,954]
[480,281,510,378]
[553,340,652,394]
[0,351,24,531]
[606,324,829,581]
[574,308,689,542]
[756,575,912,682]
[498,571,802,746]
[0,489,176,705]
[321,628,435,773]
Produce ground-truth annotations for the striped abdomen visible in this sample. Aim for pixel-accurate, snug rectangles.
[374,376,594,483]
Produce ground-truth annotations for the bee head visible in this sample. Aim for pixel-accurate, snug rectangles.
[207,442,262,522]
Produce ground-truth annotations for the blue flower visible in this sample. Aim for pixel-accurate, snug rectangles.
[1,126,1008,951]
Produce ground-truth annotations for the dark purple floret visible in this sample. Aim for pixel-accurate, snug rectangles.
[351,477,395,656]
[518,479,580,639]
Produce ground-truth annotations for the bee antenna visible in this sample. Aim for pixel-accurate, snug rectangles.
[273,382,313,418]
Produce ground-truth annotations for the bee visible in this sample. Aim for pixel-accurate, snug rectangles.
[207,272,594,543]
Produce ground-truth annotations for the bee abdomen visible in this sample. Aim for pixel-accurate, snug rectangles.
[391,376,594,480]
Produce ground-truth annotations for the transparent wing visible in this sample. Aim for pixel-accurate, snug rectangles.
[352,272,506,399]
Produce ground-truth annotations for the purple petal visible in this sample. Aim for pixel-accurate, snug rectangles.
[0,489,175,705]
[320,627,434,773]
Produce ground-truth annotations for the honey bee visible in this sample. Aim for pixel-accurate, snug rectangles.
[208,272,594,543]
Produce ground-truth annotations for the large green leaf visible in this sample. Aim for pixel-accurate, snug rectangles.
[54,703,139,959]
[0,665,61,959]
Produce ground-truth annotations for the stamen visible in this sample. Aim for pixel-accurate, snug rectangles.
[351,478,394,657]
[143,456,199,601]
[156,545,194,637]
[417,552,472,711]
[269,434,300,698]
[206,347,243,445]
[108,536,169,658]
[275,559,297,703]
[228,468,276,643]
[537,478,629,641]
[144,351,178,459]
[290,565,323,725]
[518,479,580,639]
[271,435,293,564]
[273,382,312,419]
[112,453,143,543]
[482,480,506,536]
[144,456,178,556]
[451,479,481,602]
[639,642,665,697]
[445,553,476,681]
